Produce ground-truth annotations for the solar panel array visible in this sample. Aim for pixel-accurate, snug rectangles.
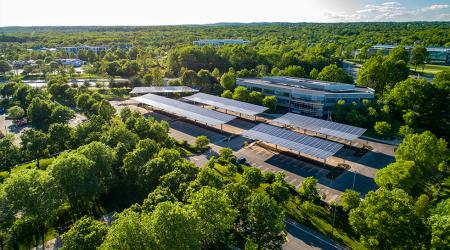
[131,94,235,126]
[273,113,366,141]
[130,86,199,94]
[183,93,268,116]
[241,124,343,159]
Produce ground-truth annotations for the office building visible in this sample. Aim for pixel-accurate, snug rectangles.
[368,45,450,65]
[236,76,374,117]
[56,59,85,67]
[193,39,250,46]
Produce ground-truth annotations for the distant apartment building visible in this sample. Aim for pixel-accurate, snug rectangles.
[56,59,85,67]
[236,76,374,117]
[193,39,250,46]
[59,45,111,55]
[368,45,450,65]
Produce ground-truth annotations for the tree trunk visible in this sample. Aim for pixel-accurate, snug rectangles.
[41,228,45,250]
[36,158,40,169]
[35,235,38,250]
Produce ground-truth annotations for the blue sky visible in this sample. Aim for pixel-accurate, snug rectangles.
[0,0,449,26]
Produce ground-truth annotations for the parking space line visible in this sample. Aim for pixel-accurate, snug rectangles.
[289,178,298,184]
[261,167,270,173]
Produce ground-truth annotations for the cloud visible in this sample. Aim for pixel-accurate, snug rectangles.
[421,4,449,12]
[325,2,450,22]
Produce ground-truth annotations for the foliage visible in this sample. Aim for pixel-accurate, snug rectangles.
[246,192,286,249]
[317,64,352,83]
[262,96,277,112]
[298,177,320,202]
[340,189,361,213]
[61,216,108,250]
[349,188,426,249]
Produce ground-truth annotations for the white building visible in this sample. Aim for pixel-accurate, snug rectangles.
[193,39,250,46]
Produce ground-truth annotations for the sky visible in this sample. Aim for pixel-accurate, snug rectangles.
[0,0,449,26]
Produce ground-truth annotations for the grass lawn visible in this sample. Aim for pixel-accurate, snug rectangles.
[1,157,56,182]
[410,64,449,75]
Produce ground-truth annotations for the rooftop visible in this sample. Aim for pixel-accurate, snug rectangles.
[237,76,374,95]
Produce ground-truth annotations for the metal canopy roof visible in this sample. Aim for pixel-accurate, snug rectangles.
[130,86,199,94]
[273,113,366,141]
[131,94,235,126]
[183,93,268,116]
[241,124,343,160]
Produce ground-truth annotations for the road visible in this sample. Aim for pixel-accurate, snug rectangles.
[284,219,346,250]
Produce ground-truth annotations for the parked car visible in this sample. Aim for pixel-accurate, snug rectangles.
[237,157,249,165]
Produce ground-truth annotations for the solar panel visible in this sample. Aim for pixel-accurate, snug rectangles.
[183,93,268,116]
[131,94,235,126]
[273,113,366,141]
[241,124,343,160]
[130,86,199,94]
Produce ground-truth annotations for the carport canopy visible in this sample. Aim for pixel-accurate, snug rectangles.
[241,123,343,160]
[131,94,236,126]
[183,93,268,116]
[130,86,199,95]
[273,113,366,141]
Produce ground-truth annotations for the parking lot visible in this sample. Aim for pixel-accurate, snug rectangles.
[111,100,393,202]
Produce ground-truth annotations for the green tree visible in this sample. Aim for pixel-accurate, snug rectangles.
[375,161,421,194]
[76,141,116,192]
[188,187,237,247]
[262,96,277,112]
[428,199,450,249]
[389,46,410,63]
[349,188,426,249]
[20,129,49,168]
[194,135,210,151]
[97,100,115,121]
[318,64,353,83]
[340,189,361,213]
[232,86,249,102]
[279,65,305,77]
[0,60,12,76]
[384,78,449,137]
[48,123,73,153]
[220,72,236,91]
[395,131,448,176]
[298,177,320,202]
[2,169,65,250]
[61,216,108,250]
[99,212,154,249]
[150,202,201,250]
[27,97,52,129]
[357,55,408,94]
[221,90,233,99]
[49,153,101,214]
[267,180,290,203]
[50,105,75,124]
[373,121,392,138]
[411,46,428,71]
[309,68,319,79]
[246,192,286,249]
[0,136,20,171]
[243,167,263,189]
[7,106,25,122]
[248,91,263,105]
[180,69,199,86]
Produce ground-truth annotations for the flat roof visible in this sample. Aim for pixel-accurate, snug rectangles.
[130,86,199,94]
[131,94,235,126]
[241,124,343,160]
[237,77,374,95]
[273,113,366,141]
[183,93,268,116]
